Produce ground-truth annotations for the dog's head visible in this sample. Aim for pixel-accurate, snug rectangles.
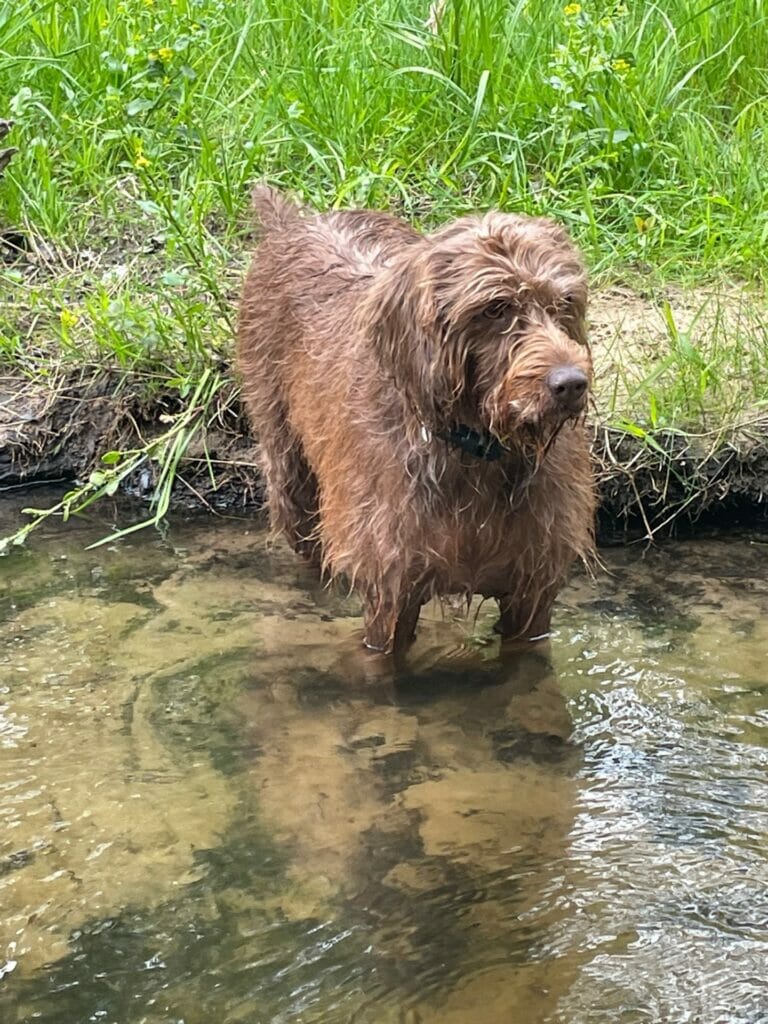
[362,211,591,448]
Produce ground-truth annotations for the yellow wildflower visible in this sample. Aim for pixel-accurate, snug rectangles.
[158,46,174,62]
[148,50,158,61]
[60,309,80,329]
[99,16,109,29]
[612,57,631,74]
[563,3,581,15]
[163,75,170,86]
[135,153,151,169]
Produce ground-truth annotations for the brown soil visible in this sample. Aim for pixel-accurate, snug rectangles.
[589,282,765,398]
[589,284,768,537]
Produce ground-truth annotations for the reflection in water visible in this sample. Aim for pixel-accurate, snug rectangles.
[1,501,767,1024]
[239,639,580,1023]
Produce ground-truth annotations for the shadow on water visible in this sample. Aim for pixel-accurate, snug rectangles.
[1,498,768,1023]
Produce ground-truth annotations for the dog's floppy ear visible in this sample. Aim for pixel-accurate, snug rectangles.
[356,248,447,426]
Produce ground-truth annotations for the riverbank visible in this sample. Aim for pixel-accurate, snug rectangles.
[2,281,767,546]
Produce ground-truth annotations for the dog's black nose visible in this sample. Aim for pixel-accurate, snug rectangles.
[547,366,588,411]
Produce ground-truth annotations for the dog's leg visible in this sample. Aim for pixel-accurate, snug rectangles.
[392,595,425,655]
[362,595,398,653]
[494,591,555,643]
[259,426,320,564]
[362,588,425,656]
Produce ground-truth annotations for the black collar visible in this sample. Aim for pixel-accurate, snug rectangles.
[434,424,508,462]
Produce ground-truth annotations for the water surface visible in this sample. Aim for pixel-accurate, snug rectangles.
[1,500,767,1023]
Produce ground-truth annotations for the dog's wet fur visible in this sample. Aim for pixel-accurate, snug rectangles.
[237,187,595,654]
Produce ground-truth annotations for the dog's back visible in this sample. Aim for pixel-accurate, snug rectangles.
[239,187,419,411]
[251,185,421,283]
[237,188,422,569]
[239,186,422,427]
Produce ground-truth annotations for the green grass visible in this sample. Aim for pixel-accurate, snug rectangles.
[1,0,767,544]
[3,0,768,267]
[594,288,768,434]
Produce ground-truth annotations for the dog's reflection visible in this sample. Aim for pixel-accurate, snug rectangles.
[329,602,573,739]
[240,625,580,1015]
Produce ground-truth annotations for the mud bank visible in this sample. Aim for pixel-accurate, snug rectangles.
[2,365,767,541]
[0,367,258,511]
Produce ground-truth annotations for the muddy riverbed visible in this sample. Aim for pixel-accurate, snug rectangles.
[1,500,767,1023]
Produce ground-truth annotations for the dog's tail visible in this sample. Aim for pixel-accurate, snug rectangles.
[251,184,301,238]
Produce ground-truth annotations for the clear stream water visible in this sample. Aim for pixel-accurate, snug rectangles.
[1,498,767,1024]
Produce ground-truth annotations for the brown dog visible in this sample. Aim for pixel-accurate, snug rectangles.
[237,187,595,654]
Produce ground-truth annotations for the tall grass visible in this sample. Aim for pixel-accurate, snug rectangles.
[0,0,767,544]
[1,0,767,273]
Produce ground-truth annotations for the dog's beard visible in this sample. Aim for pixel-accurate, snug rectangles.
[431,323,590,464]
[484,387,586,452]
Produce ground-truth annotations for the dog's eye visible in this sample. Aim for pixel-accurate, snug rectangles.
[482,300,511,321]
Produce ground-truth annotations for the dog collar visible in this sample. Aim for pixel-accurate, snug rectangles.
[433,424,507,462]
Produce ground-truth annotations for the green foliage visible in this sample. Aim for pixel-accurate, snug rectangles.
[609,296,768,438]
[1,0,767,267]
[0,0,767,545]
[0,368,225,553]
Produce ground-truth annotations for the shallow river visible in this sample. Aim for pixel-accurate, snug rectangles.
[1,499,767,1024]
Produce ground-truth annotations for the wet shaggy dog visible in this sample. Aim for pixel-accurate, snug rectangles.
[237,187,596,654]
